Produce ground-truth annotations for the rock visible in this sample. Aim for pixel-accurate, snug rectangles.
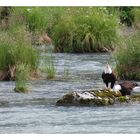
[56,89,140,106]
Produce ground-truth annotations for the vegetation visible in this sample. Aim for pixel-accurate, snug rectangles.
[0,25,39,80]
[119,7,134,27]
[51,7,119,53]
[0,7,39,84]
[114,32,140,80]
[41,55,57,79]
[14,64,30,93]
[63,67,70,80]
[133,8,140,29]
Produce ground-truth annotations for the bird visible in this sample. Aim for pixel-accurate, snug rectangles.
[102,64,117,89]
[113,81,139,96]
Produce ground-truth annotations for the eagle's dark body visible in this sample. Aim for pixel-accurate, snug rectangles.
[102,72,117,89]
[119,81,138,96]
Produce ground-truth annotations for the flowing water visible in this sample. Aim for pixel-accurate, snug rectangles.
[0,53,140,134]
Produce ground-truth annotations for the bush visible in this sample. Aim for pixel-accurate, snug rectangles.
[133,7,140,29]
[0,25,39,80]
[52,7,119,53]
[41,55,57,79]
[114,32,140,80]
[0,26,38,69]
[119,7,134,27]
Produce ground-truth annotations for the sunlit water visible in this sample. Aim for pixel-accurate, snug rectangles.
[0,53,140,133]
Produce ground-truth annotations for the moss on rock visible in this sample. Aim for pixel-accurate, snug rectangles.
[56,93,74,105]
[118,96,130,103]
[56,88,140,106]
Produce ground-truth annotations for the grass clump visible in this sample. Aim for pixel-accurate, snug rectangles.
[114,32,140,80]
[119,7,134,27]
[14,64,30,93]
[0,23,39,80]
[45,62,56,79]
[52,7,119,53]
[133,8,140,29]
[63,67,70,80]
[41,55,57,79]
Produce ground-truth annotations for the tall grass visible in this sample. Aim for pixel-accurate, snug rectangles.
[119,7,134,27]
[52,7,120,53]
[133,8,140,29]
[114,32,140,80]
[63,67,70,80]
[6,7,122,53]
[15,64,30,93]
[12,7,120,53]
[0,25,39,70]
[41,55,57,79]
[0,11,39,81]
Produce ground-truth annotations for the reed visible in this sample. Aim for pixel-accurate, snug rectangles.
[52,7,119,53]
[0,21,39,80]
[63,68,70,80]
[0,26,39,67]
[114,32,140,80]
[42,55,57,79]
[133,8,140,29]
[14,64,30,93]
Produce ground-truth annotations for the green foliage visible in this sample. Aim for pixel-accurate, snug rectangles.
[119,7,134,27]
[0,25,39,71]
[42,55,57,79]
[16,7,48,33]
[133,8,140,29]
[52,7,119,53]
[15,64,30,93]
[114,32,140,80]
[63,67,70,80]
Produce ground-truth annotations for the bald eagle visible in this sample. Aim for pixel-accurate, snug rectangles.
[113,81,139,96]
[102,64,117,89]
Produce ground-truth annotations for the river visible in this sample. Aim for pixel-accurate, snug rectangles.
[0,53,140,133]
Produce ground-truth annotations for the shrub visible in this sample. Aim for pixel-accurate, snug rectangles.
[52,7,119,53]
[114,32,140,80]
[133,7,140,29]
[0,25,39,80]
[119,7,134,27]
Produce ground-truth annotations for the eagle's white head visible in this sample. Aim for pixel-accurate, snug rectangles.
[104,64,112,74]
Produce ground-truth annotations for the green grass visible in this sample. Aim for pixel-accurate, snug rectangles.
[14,64,30,93]
[11,7,120,53]
[63,67,70,80]
[119,7,134,27]
[41,55,57,79]
[133,8,140,29]
[0,23,39,80]
[0,26,39,68]
[114,32,140,80]
[45,63,56,79]
[51,7,120,53]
